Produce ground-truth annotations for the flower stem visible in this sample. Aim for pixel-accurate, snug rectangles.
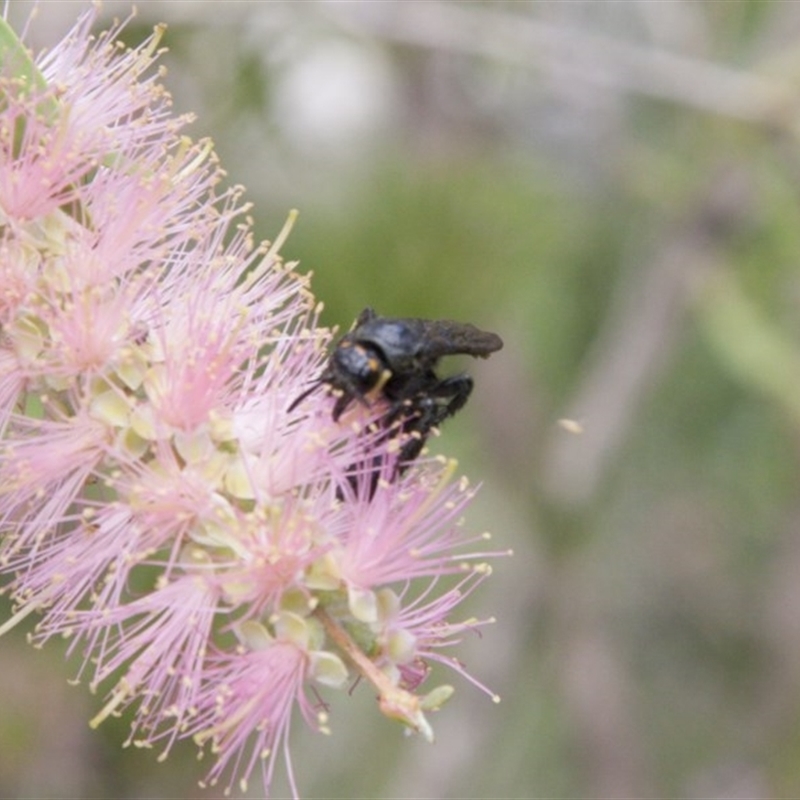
[313,605,435,742]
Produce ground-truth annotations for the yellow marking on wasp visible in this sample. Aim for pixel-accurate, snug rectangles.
[363,368,392,404]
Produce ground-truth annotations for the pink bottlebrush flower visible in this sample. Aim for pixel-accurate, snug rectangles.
[0,8,506,799]
[0,11,181,223]
[84,574,222,744]
[186,616,333,798]
[0,413,108,560]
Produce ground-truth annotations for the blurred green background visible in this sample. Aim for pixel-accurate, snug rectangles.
[7,1,800,797]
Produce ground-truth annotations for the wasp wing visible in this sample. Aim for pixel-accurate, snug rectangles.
[413,319,504,360]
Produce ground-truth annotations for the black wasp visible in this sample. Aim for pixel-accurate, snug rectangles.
[289,307,503,496]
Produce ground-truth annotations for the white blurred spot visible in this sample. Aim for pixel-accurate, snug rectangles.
[274,41,396,153]
[558,418,585,434]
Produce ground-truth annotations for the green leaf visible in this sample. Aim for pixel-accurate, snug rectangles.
[0,16,47,94]
[698,273,800,423]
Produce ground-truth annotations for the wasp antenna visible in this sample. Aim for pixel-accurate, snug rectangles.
[287,380,324,413]
[354,307,377,328]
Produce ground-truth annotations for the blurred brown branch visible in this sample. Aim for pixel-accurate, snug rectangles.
[539,168,754,507]
[327,1,800,127]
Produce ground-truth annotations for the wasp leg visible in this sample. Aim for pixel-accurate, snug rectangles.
[388,375,471,476]
[337,452,384,502]
[396,428,429,470]
[427,373,474,424]
[332,388,357,421]
[338,374,474,499]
